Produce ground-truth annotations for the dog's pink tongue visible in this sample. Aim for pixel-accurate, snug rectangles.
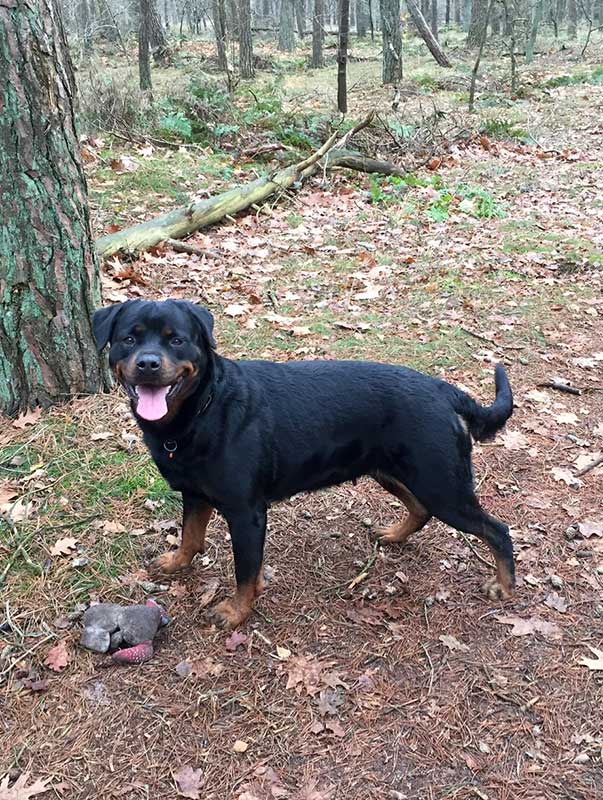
[136,385,170,421]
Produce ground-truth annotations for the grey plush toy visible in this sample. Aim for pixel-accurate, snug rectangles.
[80,599,169,664]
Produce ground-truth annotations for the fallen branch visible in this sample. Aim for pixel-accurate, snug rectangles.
[166,238,220,258]
[537,379,581,396]
[95,113,396,259]
[576,454,603,477]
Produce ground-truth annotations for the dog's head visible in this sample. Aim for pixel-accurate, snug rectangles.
[93,299,215,423]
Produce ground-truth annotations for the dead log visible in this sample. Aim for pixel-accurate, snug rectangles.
[406,0,452,68]
[96,113,404,259]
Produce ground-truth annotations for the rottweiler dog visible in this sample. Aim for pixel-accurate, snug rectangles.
[93,299,515,627]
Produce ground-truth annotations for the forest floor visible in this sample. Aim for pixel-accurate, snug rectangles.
[1,32,603,800]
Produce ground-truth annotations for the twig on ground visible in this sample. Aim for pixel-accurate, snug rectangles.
[576,454,603,477]
[166,238,221,259]
[537,379,581,396]
[347,540,380,589]
[460,327,498,346]
[421,644,435,696]
[457,532,495,569]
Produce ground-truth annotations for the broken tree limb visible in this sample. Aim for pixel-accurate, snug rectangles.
[406,0,452,67]
[96,113,395,259]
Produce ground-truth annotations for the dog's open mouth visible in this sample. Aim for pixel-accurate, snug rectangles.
[127,378,184,421]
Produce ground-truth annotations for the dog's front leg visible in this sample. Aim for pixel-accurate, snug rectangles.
[151,494,212,574]
[212,505,267,628]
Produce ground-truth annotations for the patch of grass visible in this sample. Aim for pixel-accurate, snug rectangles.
[543,67,603,88]
[480,118,530,142]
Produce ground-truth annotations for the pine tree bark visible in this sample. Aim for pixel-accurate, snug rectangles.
[78,0,94,56]
[212,0,228,70]
[380,0,403,83]
[311,0,324,65]
[357,0,369,34]
[149,0,169,63]
[279,0,296,49]
[567,0,577,35]
[526,0,543,61]
[338,0,350,113]
[0,0,106,416]
[406,0,452,64]
[431,0,439,38]
[238,0,255,77]
[295,0,305,37]
[467,0,488,45]
[139,0,153,90]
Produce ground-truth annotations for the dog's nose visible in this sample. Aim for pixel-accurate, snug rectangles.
[136,353,161,373]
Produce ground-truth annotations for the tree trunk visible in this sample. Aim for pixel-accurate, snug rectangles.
[238,0,255,76]
[467,0,488,45]
[311,0,324,65]
[454,0,462,25]
[406,0,452,64]
[431,0,439,38]
[149,0,169,62]
[567,0,577,35]
[0,0,106,416]
[212,0,228,70]
[526,0,543,61]
[380,0,403,83]
[357,0,369,34]
[279,0,296,49]
[445,0,451,24]
[227,0,240,40]
[79,0,94,56]
[490,1,501,32]
[338,0,350,113]
[468,0,494,110]
[139,0,153,90]
[295,0,305,37]
[462,0,471,28]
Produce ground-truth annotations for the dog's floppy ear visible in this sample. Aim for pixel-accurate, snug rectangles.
[93,302,129,351]
[181,302,216,349]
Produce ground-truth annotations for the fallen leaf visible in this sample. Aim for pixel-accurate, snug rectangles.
[276,645,291,660]
[354,284,381,301]
[285,655,325,696]
[577,520,603,538]
[12,408,42,429]
[173,766,202,799]
[0,773,50,799]
[225,631,249,652]
[525,389,550,403]
[553,412,579,425]
[0,498,34,523]
[233,739,249,753]
[290,326,312,337]
[324,719,345,737]
[296,782,334,800]
[578,645,603,671]
[198,577,220,608]
[44,640,71,672]
[544,592,568,613]
[110,155,139,173]
[500,430,529,451]
[90,431,113,441]
[50,537,78,557]
[551,467,582,488]
[439,634,470,652]
[494,614,562,640]
[224,303,250,317]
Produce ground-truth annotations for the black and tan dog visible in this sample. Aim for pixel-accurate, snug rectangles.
[93,299,515,627]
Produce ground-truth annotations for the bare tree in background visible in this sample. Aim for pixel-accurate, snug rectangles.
[279,0,296,50]
[357,0,369,34]
[311,0,324,65]
[239,0,254,77]
[467,0,489,45]
[139,0,152,90]
[149,0,169,62]
[295,0,306,38]
[212,0,228,69]
[380,0,403,83]
[338,0,350,112]
[431,0,439,37]
[567,0,577,34]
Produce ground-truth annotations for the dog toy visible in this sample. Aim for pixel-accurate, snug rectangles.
[80,599,168,664]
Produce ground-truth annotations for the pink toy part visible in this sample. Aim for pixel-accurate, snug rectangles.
[111,640,154,664]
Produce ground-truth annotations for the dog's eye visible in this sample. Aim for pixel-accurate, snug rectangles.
[123,336,135,346]
[170,337,183,347]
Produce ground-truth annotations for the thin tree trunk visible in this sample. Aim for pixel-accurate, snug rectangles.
[467,0,488,44]
[567,0,577,35]
[526,0,543,61]
[490,1,501,32]
[468,0,494,110]
[406,0,452,64]
[311,0,324,65]
[357,0,369,34]
[0,0,106,415]
[431,0,439,37]
[238,0,255,76]
[338,0,350,113]
[279,0,296,49]
[380,0,403,83]
[462,0,471,28]
[149,0,169,62]
[139,0,152,90]
[212,0,228,70]
[454,0,462,24]
[227,0,240,40]
[295,0,305,37]
[446,0,451,24]
[79,0,94,56]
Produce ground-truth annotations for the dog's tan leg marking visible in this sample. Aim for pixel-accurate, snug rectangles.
[151,503,213,574]
[375,476,431,545]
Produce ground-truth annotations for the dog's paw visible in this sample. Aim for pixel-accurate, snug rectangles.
[375,524,407,545]
[210,599,251,629]
[150,550,190,576]
[482,575,514,601]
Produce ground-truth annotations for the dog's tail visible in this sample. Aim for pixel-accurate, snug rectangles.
[454,364,513,442]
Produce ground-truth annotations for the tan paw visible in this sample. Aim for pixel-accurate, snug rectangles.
[211,599,251,629]
[150,549,191,576]
[482,575,514,601]
[375,525,407,545]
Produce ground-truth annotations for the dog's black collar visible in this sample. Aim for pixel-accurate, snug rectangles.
[162,390,213,459]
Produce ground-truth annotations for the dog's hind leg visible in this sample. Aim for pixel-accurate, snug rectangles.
[374,475,431,545]
[435,502,515,600]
